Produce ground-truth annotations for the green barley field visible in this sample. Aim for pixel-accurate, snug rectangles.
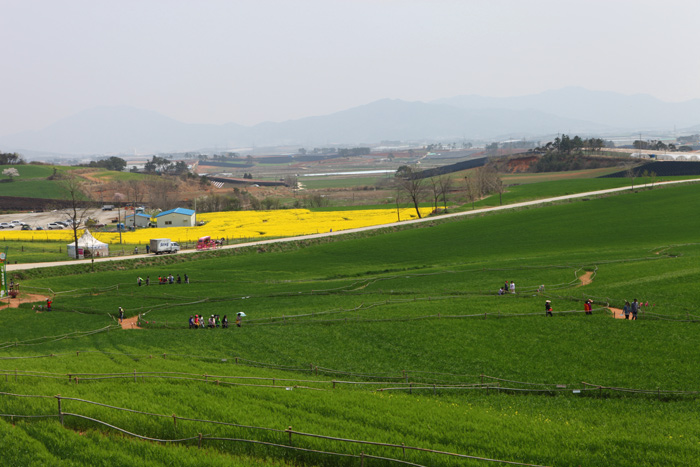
[1,181,699,466]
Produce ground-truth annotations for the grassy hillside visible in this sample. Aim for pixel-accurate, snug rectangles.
[1,182,699,466]
[0,164,73,199]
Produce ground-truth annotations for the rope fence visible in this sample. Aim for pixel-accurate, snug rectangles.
[0,391,551,467]
[0,325,119,351]
[1,364,698,399]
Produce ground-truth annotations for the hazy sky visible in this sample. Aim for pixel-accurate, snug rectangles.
[2,0,699,137]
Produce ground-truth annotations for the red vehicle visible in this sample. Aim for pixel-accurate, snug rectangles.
[197,236,217,250]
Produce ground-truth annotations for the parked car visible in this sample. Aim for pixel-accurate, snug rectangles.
[21,225,31,230]
[0,222,11,229]
[47,223,64,230]
[35,226,44,230]
[10,220,22,225]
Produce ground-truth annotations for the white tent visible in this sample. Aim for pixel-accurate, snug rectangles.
[67,229,109,259]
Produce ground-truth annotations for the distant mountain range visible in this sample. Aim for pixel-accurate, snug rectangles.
[1,87,699,156]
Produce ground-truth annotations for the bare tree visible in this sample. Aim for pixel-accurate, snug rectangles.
[428,174,454,212]
[464,173,481,210]
[145,177,178,210]
[428,176,441,211]
[123,180,147,229]
[436,174,453,211]
[395,166,427,218]
[484,168,505,205]
[59,174,91,259]
[394,185,402,222]
[626,165,636,190]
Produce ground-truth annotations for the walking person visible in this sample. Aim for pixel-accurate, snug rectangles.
[509,281,515,294]
[631,298,639,320]
[545,300,553,317]
[222,315,228,328]
[119,306,125,323]
[236,312,242,327]
[46,299,52,311]
[146,244,150,254]
[623,301,631,320]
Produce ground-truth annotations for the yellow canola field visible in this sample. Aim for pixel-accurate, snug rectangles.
[1,208,432,245]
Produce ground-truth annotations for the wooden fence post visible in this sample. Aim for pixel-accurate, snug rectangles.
[134,370,137,383]
[287,426,293,446]
[173,414,177,429]
[56,395,63,426]
[198,433,203,448]
[360,451,365,467]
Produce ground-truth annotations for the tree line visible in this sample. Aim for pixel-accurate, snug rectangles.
[0,152,25,165]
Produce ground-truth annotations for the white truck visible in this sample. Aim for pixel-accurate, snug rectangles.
[150,238,180,254]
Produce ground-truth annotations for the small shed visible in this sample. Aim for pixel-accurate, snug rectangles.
[67,229,109,259]
[155,208,195,228]
[125,212,151,228]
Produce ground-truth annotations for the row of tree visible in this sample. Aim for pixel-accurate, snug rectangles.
[535,135,610,154]
[144,156,188,175]
[78,156,127,172]
[0,152,25,165]
[633,140,692,152]
[394,165,503,219]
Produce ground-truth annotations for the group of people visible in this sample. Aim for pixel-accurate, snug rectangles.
[189,313,242,328]
[136,274,190,286]
[622,299,643,320]
[545,299,594,317]
[498,280,516,295]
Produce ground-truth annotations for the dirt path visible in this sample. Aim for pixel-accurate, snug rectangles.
[578,271,593,286]
[0,293,51,310]
[120,315,142,329]
[608,307,629,320]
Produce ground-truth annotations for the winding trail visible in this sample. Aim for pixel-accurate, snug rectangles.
[577,271,593,287]
[608,307,628,319]
[120,315,142,330]
[0,293,51,311]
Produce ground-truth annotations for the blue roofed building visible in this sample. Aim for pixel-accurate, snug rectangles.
[125,212,152,228]
[155,208,196,228]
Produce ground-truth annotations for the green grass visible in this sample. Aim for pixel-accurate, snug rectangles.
[301,176,390,189]
[1,182,700,466]
[0,240,154,264]
[0,164,79,199]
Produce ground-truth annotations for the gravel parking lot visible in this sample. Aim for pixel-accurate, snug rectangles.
[0,208,125,231]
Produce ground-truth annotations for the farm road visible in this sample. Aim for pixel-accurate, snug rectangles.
[7,178,700,273]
